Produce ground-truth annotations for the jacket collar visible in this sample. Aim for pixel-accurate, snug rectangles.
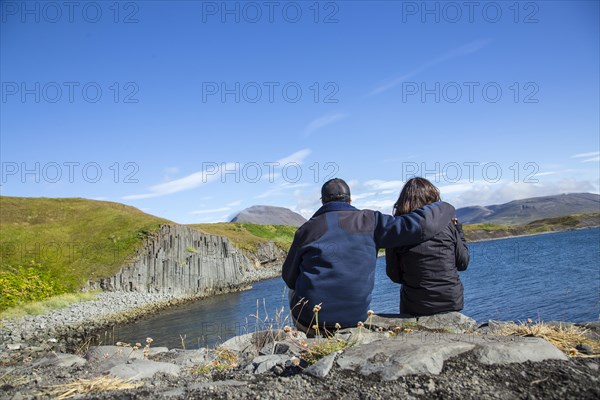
[312,201,357,218]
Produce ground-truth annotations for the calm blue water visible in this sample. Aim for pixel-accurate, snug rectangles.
[109,228,600,348]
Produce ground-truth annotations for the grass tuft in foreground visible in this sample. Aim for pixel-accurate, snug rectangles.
[301,338,353,365]
[47,376,143,400]
[193,346,240,374]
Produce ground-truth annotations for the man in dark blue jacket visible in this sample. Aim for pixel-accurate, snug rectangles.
[282,178,455,332]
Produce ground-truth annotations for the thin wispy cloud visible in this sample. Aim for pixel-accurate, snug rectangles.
[123,163,237,200]
[582,156,600,162]
[124,149,311,200]
[571,151,600,158]
[304,113,347,136]
[369,39,491,96]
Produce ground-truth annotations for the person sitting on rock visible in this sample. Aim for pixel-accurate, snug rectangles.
[385,177,469,317]
[282,178,456,334]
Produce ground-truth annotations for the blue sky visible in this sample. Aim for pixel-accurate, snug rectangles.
[1,0,599,223]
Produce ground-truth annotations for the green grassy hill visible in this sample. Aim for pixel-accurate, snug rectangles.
[463,213,600,241]
[190,223,297,252]
[0,197,298,311]
[0,196,170,310]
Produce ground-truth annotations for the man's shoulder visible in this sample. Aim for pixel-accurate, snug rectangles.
[337,209,377,233]
[294,214,328,245]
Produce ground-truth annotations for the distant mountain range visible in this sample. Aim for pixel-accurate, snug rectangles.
[230,205,307,227]
[231,193,600,227]
[456,193,600,225]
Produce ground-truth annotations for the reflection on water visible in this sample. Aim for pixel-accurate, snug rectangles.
[106,228,600,349]
[104,279,291,349]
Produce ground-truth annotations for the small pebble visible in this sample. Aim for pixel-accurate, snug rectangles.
[576,344,593,355]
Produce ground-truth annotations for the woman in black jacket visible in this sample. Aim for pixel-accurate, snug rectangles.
[385,177,469,316]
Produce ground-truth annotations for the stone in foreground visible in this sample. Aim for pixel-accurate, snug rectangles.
[416,312,478,334]
[336,338,474,380]
[85,345,144,363]
[251,354,289,374]
[474,337,569,364]
[33,353,87,368]
[334,332,569,380]
[109,359,181,380]
[303,351,340,379]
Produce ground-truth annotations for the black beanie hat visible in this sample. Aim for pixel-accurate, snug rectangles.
[321,178,351,203]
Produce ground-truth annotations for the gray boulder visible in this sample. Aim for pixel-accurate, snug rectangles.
[334,327,391,345]
[250,354,289,374]
[260,338,307,356]
[336,338,474,380]
[147,347,169,356]
[474,337,569,364]
[33,353,87,368]
[416,312,478,333]
[109,359,180,380]
[85,345,144,363]
[221,330,303,355]
[171,348,214,367]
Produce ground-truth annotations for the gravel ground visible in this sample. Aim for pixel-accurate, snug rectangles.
[1,350,598,399]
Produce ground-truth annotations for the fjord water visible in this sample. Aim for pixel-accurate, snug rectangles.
[110,228,600,348]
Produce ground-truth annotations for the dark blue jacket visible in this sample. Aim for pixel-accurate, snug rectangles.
[282,201,455,328]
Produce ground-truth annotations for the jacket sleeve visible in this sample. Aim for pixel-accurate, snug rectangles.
[282,231,303,289]
[385,248,403,284]
[374,201,455,248]
[454,223,470,271]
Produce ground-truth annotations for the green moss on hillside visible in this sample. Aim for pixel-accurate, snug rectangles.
[0,196,170,310]
[190,223,297,252]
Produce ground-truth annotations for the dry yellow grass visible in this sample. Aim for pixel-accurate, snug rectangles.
[499,321,600,357]
[48,376,143,399]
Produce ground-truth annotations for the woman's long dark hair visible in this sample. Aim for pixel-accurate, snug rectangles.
[393,177,441,216]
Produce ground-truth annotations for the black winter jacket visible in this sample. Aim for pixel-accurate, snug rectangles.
[385,222,469,316]
[282,201,455,328]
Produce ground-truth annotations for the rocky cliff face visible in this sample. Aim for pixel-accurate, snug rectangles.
[90,225,285,295]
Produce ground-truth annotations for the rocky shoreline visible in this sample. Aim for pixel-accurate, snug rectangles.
[1,313,598,399]
[0,264,281,355]
[466,225,600,243]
